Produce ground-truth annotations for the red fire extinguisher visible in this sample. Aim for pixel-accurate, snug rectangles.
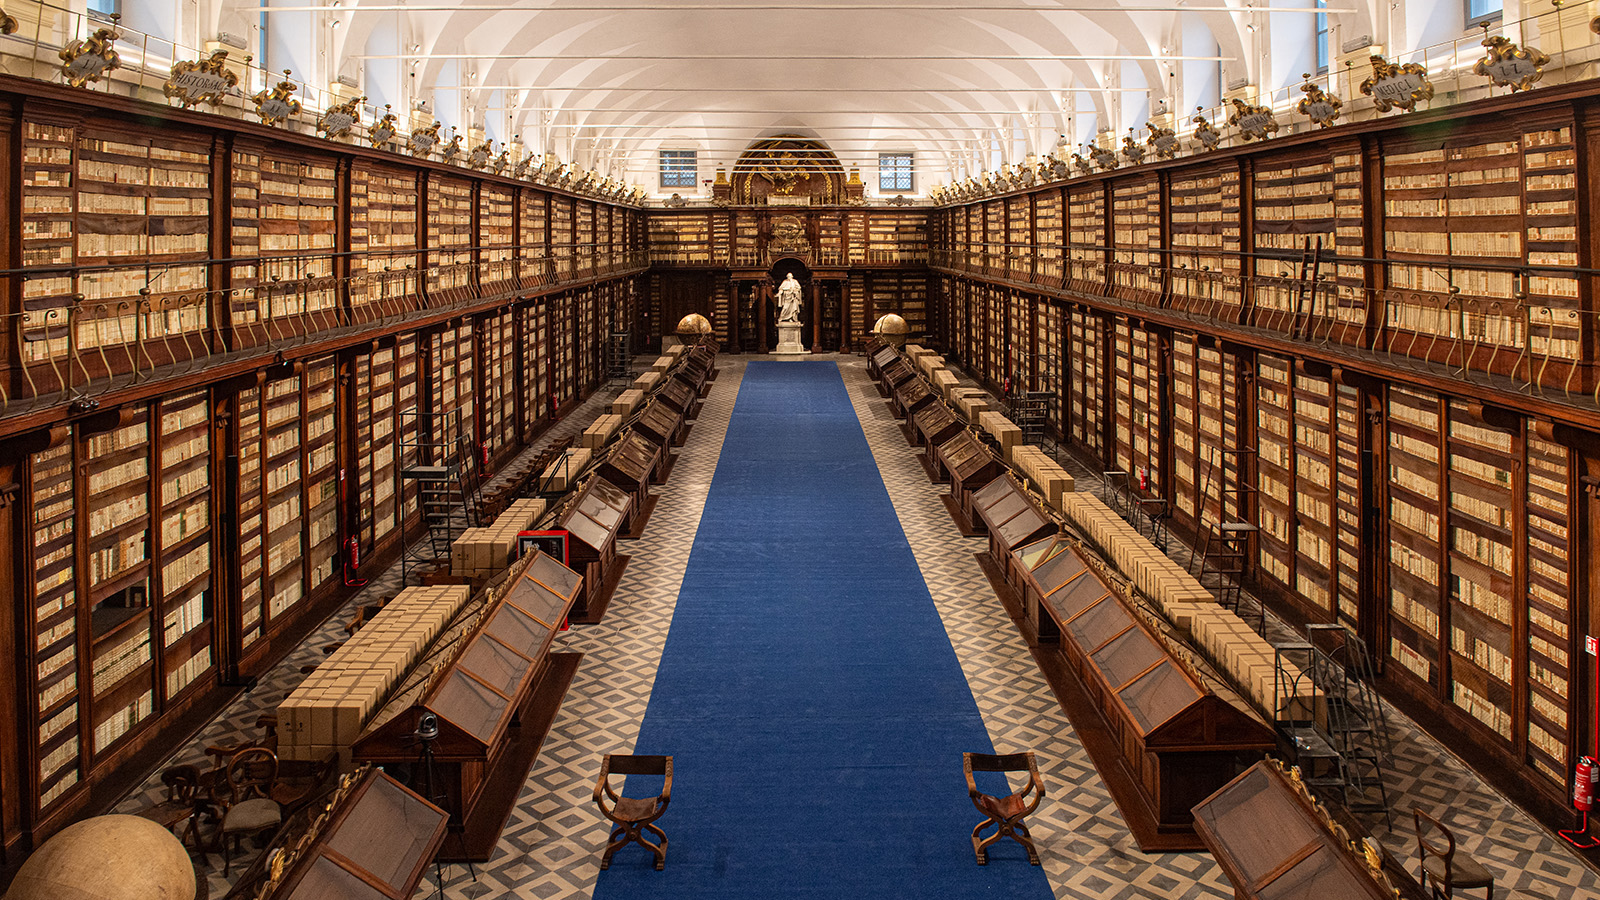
[1138,466,1149,491]
[1575,758,1597,812]
[342,537,368,588]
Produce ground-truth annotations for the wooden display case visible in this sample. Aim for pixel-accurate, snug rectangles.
[1041,555,1273,849]
[1194,761,1416,900]
[256,768,448,900]
[353,552,582,860]
[911,402,963,451]
[559,477,634,622]
[598,430,662,524]
[634,399,686,451]
[938,430,1005,520]
[658,376,701,420]
[971,475,1057,572]
[890,374,937,421]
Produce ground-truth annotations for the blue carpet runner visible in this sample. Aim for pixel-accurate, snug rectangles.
[592,361,1055,898]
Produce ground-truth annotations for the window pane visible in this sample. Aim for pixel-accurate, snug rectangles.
[660,150,696,188]
[1468,0,1502,19]
[879,152,913,192]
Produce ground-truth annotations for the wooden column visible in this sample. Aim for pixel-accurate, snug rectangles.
[810,279,822,352]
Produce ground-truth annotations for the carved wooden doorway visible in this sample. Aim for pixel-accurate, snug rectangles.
[767,258,810,351]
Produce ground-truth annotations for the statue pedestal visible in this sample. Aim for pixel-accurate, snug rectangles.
[773,322,807,359]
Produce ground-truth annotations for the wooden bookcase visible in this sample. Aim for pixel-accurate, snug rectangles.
[551,195,575,277]
[426,175,474,302]
[1168,165,1242,314]
[1385,385,1443,690]
[1066,184,1105,293]
[83,410,155,758]
[1292,366,1336,617]
[1034,300,1062,436]
[1111,318,1159,495]
[1110,175,1160,303]
[263,372,307,623]
[304,358,339,596]
[396,336,421,523]
[1252,153,1335,317]
[350,163,419,315]
[484,309,517,464]
[31,438,82,813]
[354,344,400,557]
[75,132,211,360]
[1254,354,1294,591]
[235,380,266,654]
[155,390,214,704]
[1068,306,1105,459]
[519,189,548,286]
[1524,425,1572,787]
[1332,384,1366,628]
[428,321,477,455]
[576,200,595,276]
[1171,334,1201,529]
[1195,344,1245,527]
[20,121,76,370]
[1035,190,1063,285]
[479,184,515,297]
[522,301,551,427]
[254,152,337,314]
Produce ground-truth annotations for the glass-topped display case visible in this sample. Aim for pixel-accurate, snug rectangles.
[599,430,662,515]
[634,398,685,449]
[912,401,964,450]
[972,474,1057,568]
[352,551,583,860]
[1033,542,1274,850]
[559,476,634,620]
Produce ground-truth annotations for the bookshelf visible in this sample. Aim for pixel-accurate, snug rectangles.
[1034,300,1062,436]
[551,195,575,278]
[1111,319,1159,495]
[304,358,339,598]
[235,381,265,652]
[351,163,419,314]
[577,288,597,391]
[576,201,595,275]
[254,153,338,316]
[485,309,517,463]
[263,372,306,623]
[1443,402,1515,743]
[1168,165,1242,314]
[1329,147,1367,330]
[396,337,421,523]
[426,176,474,300]
[1252,155,1335,316]
[479,184,515,296]
[549,294,573,409]
[1109,176,1160,302]
[869,273,928,338]
[1068,306,1105,458]
[1171,334,1200,527]
[84,409,155,757]
[31,439,82,812]
[1291,365,1335,615]
[75,133,210,354]
[1195,345,1243,526]
[1006,197,1029,278]
[1524,425,1571,787]
[1255,355,1294,592]
[429,322,477,455]
[522,301,550,426]
[1035,190,1063,284]
[1333,383,1364,628]
[355,345,400,556]
[520,189,549,285]
[1521,125,1581,369]
[1066,184,1105,293]
[21,121,76,367]
[155,391,213,703]
[1385,385,1443,690]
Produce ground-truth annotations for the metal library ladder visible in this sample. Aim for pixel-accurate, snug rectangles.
[398,409,485,584]
[1274,630,1392,824]
[606,332,631,381]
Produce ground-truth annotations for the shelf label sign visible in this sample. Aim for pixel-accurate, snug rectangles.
[1585,635,1597,657]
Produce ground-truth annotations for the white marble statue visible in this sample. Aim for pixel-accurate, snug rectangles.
[776,273,803,323]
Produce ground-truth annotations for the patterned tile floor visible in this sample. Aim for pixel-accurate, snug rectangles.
[115,353,1600,899]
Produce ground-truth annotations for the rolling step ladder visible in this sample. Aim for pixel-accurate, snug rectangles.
[1273,630,1392,823]
[1191,445,1261,630]
[606,331,631,381]
[398,409,485,584]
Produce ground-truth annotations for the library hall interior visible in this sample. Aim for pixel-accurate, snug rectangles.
[11,0,1600,898]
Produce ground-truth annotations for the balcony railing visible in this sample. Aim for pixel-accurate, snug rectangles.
[928,243,1599,409]
[1,246,649,417]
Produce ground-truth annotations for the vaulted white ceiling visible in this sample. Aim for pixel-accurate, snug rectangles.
[200,0,1416,193]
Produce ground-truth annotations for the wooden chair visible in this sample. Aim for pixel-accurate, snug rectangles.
[215,747,284,875]
[964,751,1044,866]
[1413,809,1494,899]
[136,764,208,861]
[593,754,672,870]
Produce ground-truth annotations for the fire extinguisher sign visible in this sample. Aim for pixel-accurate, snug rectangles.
[1586,635,1598,657]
